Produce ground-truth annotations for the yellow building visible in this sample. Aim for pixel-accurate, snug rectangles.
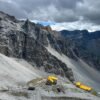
[46,75,58,85]
[75,82,92,91]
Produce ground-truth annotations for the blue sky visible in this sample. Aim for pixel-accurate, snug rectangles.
[32,20,100,32]
[37,21,56,26]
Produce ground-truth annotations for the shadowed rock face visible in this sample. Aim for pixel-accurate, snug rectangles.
[60,30,100,70]
[0,45,9,55]
[0,12,74,82]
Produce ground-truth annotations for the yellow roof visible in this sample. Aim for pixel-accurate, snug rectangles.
[47,75,58,82]
[75,81,92,91]
[75,82,81,86]
[80,85,92,91]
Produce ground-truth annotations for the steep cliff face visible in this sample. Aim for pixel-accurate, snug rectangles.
[0,11,74,82]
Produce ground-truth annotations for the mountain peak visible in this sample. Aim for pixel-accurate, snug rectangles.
[0,11,17,22]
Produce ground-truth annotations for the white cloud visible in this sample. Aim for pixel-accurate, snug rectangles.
[32,20,100,32]
[0,0,100,31]
[0,0,13,3]
[51,21,100,32]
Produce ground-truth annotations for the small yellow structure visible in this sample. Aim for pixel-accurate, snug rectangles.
[75,82,81,86]
[75,82,92,91]
[46,75,58,85]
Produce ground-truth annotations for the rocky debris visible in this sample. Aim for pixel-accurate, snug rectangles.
[0,85,99,100]
[0,51,99,100]
[0,45,9,56]
[28,87,35,91]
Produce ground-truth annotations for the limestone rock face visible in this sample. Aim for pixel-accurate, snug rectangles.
[0,11,74,82]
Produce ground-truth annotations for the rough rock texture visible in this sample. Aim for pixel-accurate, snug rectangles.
[60,30,100,70]
[0,11,74,82]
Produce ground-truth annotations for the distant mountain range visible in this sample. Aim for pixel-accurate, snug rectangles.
[60,30,100,70]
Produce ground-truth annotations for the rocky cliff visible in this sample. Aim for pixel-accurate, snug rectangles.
[0,11,74,82]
